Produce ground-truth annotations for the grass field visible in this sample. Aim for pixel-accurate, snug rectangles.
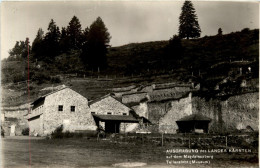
[1,136,258,168]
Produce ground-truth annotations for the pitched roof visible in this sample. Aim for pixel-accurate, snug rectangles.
[31,86,85,106]
[92,114,139,123]
[88,94,113,105]
[31,86,68,105]
[88,94,130,109]
[176,114,211,122]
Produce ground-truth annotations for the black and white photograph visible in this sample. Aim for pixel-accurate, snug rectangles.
[0,0,259,167]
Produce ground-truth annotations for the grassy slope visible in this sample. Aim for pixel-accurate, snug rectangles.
[1,29,259,107]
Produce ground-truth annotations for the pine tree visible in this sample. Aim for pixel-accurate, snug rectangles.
[83,17,111,69]
[179,0,201,39]
[67,16,83,50]
[32,28,44,59]
[44,19,61,58]
[80,27,89,65]
[59,27,70,53]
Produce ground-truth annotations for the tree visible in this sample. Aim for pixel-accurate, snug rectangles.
[80,27,89,65]
[44,19,61,59]
[218,28,223,36]
[8,38,31,60]
[59,27,70,53]
[179,0,201,39]
[82,17,111,69]
[67,16,83,50]
[32,28,44,59]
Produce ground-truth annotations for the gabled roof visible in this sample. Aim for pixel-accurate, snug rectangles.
[92,114,139,123]
[89,94,127,108]
[31,86,85,106]
[176,114,211,122]
[31,86,68,105]
[88,94,113,105]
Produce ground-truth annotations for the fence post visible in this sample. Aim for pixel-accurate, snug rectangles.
[225,136,227,148]
[161,132,164,147]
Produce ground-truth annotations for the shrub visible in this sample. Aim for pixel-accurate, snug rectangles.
[51,125,64,139]
[50,125,84,139]
[22,127,29,135]
[64,131,73,138]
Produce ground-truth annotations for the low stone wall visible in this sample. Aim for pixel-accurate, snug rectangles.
[122,92,147,104]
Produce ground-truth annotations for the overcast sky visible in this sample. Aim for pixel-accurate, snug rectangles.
[1,1,259,60]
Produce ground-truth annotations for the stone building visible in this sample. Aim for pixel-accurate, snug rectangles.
[89,95,139,133]
[27,87,96,136]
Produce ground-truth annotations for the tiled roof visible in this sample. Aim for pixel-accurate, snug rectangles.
[176,114,211,122]
[92,114,139,123]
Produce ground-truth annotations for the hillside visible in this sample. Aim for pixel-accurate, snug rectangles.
[1,28,259,107]
[107,29,258,76]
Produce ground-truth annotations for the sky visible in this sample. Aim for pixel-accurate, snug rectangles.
[1,0,259,60]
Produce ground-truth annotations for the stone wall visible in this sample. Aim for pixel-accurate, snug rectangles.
[113,90,135,98]
[192,92,259,133]
[148,89,189,102]
[138,85,154,93]
[41,88,96,135]
[111,85,137,92]
[2,117,28,136]
[122,93,147,104]
[1,104,29,136]
[131,102,148,118]
[125,102,149,132]
[158,93,192,134]
[145,91,258,134]
[28,115,43,135]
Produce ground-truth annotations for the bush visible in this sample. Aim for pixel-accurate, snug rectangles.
[64,131,74,138]
[31,71,51,84]
[51,125,64,139]
[22,127,29,135]
[50,125,84,139]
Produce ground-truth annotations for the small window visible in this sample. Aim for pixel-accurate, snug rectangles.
[91,112,95,114]
[123,113,127,115]
[58,105,63,111]
[71,106,75,112]
[107,112,112,115]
